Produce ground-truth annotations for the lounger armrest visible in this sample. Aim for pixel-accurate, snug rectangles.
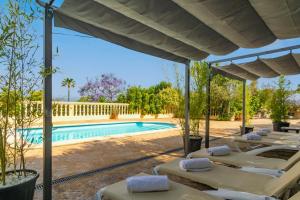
[204,189,279,200]
[95,188,105,200]
[240,167,284,177]
[245,145,298,155]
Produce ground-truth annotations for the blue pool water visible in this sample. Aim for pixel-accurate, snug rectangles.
[21,122,176,144]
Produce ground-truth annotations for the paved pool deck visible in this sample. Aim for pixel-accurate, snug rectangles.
[30,118,300,200]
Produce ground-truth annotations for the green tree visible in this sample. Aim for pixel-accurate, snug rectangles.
[249,81,261,117]
[78,96,92,102]
[126,86,143,112]
[159,87,180,113]
[0,0,41,184]
[190,61,209,120]
[123,82,175,115]
[210,74,242,120]
[61,78,75,102]
[116,93,126,103]
[28,90,43,101]
[270,76,292,122]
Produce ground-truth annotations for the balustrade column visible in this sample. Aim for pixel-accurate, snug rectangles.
[69,104,74,116]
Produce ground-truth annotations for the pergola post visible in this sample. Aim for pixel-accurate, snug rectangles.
[43,3,53,200]
[205,63,211,148]
[242,80,246,135]
[184,61,190,155]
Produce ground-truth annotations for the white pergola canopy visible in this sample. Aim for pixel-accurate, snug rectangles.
[216,52,300,80]
[54,0,300,64]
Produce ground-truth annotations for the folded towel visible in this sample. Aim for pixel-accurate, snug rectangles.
[260,128,272,133]
[126,175,169,193]
[255,130,269,136]
[243,133,262,140]
[241,167,284,177]
[179,158,213,172]
[204,189,278,200]
[207,145,231,156]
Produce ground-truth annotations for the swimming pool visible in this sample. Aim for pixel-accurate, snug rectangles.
[21,122,176,144]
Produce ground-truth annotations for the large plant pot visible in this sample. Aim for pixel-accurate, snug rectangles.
[190,136,203,152]
[240,126,254,134]
[0,169,39,200]
[183,135,202,153]
[273,122,290,132]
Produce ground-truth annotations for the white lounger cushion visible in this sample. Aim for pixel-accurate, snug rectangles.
[204,189,278,200]
[240,167,284,177]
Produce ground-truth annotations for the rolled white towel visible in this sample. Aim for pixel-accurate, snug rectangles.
[207,145,231,156]
[179,158,213,172]
[256,130,268,136]
[260,128,272,133]
[240,167,284,177]
[204,189,278,200]
[243,133,262,140]
[126,175,169,193]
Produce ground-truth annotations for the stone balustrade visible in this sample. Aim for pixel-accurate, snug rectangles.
[19,101,173,122]
[51,101,134,117]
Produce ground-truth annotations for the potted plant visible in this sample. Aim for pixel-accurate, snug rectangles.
[189,119,203,152]
[177,118,203,153]
[0,1,41,199]
[270,76,292,131]
[240,116,254,134]
[244,126,254,134]
[175,62,208,154]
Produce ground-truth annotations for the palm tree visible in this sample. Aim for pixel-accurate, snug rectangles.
[61,78,75,101]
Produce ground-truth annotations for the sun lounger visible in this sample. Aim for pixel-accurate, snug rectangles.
[233,135,300,147]
[95,173,223,200]
[264,132,300,140]
[188,146,300,171]
[288,191,300,200]
[281,127,300,134]
[96,173,300,200]
[154,159,300,199]
[205,189,300,200]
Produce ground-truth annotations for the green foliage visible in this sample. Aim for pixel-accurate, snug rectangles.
[0,0,40,185]
[249,81,260,117]
[116,93,126,103]
[159,87,180,112]
[28,90,43,101]
[117,82,178,115]
[190,61,208,120]
[210,74,243,121]
[175,61,209,136]
[78,96,92,102]
[270,76,293,122]
[217,113,234,121]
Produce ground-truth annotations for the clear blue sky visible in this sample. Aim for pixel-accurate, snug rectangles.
[2,0,300,100]
[50,29,300,100]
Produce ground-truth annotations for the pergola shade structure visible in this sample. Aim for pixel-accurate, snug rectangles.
[38,1,300,199]
[214,52,300,80]
[54,0,300,63]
